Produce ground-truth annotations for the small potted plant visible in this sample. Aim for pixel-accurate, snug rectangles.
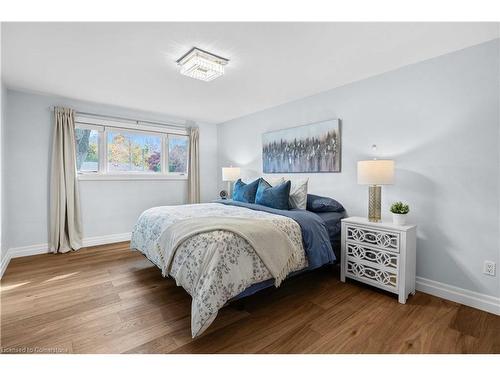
[390,201,410,225]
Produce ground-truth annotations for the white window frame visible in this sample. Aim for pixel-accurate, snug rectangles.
[75,116,189,181]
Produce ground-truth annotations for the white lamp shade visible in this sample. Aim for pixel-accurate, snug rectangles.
[357,160,394,185]
[222,167,241,182]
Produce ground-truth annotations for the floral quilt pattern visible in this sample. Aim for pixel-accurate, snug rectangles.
[130,203,307,337]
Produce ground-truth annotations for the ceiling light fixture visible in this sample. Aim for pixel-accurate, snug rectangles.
[176,47,229,82]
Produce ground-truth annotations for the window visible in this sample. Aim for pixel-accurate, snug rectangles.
[107,130,162,173]
[74,119,189,179]
[168,135,189,174]
[75,127,99,172]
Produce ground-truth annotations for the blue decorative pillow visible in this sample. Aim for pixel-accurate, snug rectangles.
[306,194,345,213]
[255,179,291,210]
[232,178,260,203]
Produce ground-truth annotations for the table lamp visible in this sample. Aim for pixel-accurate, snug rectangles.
[222,166,241,197]
[357,159,394,222]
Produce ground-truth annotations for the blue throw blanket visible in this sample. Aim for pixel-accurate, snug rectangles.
[216,199,336,268]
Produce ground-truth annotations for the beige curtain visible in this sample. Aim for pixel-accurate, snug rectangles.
[187,127,200,204]
[49,107,83,253]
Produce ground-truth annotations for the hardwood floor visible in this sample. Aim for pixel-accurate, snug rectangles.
[1,242,499,354]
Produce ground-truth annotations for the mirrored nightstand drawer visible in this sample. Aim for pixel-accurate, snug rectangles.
[346,224,399,253]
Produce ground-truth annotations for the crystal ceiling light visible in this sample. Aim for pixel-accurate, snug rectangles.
[176,47,229,82]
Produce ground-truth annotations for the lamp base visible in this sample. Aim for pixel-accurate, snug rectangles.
[368,185,382,222]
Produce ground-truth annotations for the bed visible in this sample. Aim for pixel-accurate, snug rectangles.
[130,199,345,338]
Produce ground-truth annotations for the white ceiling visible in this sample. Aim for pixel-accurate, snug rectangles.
[2,22,498,124]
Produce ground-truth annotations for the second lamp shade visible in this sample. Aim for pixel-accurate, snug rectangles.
[357,160,394,185]
[222,167,241,182]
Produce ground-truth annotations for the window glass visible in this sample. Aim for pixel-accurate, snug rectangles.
[168,135,189,173]
[75,128,99,172]
[107,131,162,173]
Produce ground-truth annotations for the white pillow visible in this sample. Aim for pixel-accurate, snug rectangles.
[288,178,308,209]
[243,176,284,186]
[264,176,285,186]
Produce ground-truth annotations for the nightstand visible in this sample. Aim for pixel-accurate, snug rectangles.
[340,216,417,304]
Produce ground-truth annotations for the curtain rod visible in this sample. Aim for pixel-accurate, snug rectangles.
[48,106,189,130]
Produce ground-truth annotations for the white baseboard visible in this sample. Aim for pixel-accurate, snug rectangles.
[416,276,500,315]
[0,252,10,280]
[81,232,131,247]
[0,232,131,279]
[0,243,49,279]
[6,242,50,258]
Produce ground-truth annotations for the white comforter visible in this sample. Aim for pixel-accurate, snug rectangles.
[130,203,308,337]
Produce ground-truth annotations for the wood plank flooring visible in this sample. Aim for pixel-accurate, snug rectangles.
[1,242,499,354]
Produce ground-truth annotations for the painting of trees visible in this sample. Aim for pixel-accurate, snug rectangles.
[262,119,341,173]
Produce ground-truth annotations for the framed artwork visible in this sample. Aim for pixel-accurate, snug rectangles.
[262,119,341,173]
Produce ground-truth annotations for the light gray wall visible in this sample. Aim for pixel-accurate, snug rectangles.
[1,24,5,264]
[4,89,218,249]
[218,39,500,297]
[1,83,5,264]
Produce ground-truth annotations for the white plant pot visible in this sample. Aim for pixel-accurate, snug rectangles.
[392,213,407,226]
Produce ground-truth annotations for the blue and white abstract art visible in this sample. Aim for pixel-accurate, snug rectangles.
[262,119,341,173]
